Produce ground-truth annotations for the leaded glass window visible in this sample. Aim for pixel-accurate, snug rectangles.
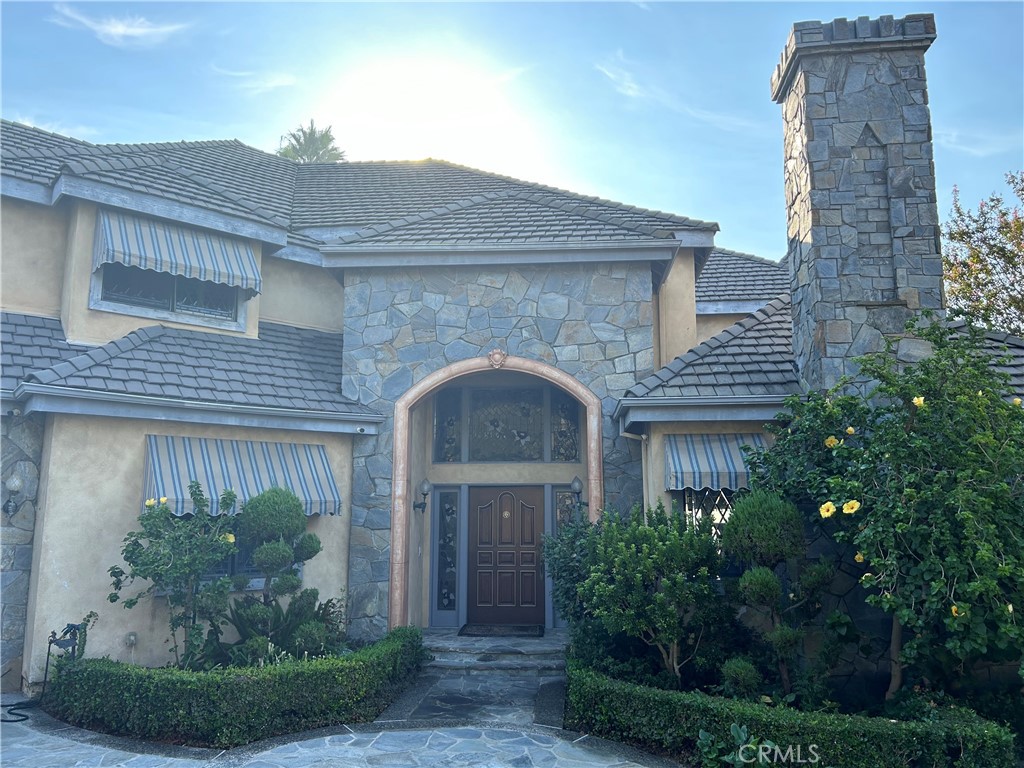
[551,389,580,462]
[435,490,459,611]
[468,389,543,462]
[433,389,462,463]
[432,385,581,464]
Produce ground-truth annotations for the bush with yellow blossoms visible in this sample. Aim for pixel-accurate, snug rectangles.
[109,481,238,669]
[748,319,1024,694]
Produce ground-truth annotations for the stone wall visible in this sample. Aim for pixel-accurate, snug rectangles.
[341,262,653,638]
[1,412,43,692]
[772,15,944,392]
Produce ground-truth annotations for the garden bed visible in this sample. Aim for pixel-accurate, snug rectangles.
[43,627,424,748]
[566,662,1016,768]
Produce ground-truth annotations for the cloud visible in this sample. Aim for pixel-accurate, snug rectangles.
[934,126,1024,159]
[211,64,297,95]
[11,114,98,139]
[50,3,189,48]
[595,50,766,135]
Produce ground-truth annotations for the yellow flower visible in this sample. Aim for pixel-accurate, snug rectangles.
[819,501,836,518]
[159,497,168,504]
[221,532,236,544]
[912,396,925,408]
[846,426,856,435]
[854,552,865,563]
[951,605,960,618]
[144,498,156,507]
[1014,397,1022,407]
[842,499,862,515]
[977,390,984,396]
[824,435,840,448]
[1008,604,1014,615]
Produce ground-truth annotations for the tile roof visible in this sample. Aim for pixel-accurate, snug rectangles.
[2,120,717,251]
[332,191,672,248]
[1,313,87,392]
[965,326,1024,395]
[3,313,370,416]
[628,296,799,399]
[695,248,789,303]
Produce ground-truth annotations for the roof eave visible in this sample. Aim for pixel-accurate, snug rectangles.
[15,382,383,435]
[320,240,682,269]
[51,175,289,246]
[614,394,793,433]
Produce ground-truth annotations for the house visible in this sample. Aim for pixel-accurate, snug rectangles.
[2,13,1021,694]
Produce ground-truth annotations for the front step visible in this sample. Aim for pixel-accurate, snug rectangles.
[422,628,569,673]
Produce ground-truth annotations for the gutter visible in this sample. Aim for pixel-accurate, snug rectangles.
[14,382,384,435]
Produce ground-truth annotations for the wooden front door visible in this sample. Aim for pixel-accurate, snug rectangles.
[468,486,544,625]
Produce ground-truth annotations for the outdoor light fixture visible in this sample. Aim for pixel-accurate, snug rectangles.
[3,475,24,517]
[413,478,432,513]
[570,475,588,511]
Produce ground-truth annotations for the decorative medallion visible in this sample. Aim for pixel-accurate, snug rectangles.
[487,348,508,369]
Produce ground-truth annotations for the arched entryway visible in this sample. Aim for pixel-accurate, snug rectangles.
[388,351,603,630]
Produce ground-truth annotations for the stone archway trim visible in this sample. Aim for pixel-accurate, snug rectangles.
[388,354,603,629]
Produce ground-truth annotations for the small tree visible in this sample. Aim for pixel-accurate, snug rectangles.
[751,320,1024,697]
[577,503,723,687]
[108,482,237,669]
[943,172,1024,335]
[277,120,345,163]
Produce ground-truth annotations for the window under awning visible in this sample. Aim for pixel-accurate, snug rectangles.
[144,435,340,516]
[94,210,262,294]
[664,433,767,491]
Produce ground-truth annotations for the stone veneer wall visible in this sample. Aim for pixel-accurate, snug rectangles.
[341,262,652,638]
[771,14,944,392]
[1,412,43,692]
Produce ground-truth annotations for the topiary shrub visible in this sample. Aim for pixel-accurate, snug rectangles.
[721,490,804,568]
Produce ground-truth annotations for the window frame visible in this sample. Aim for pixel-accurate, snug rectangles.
[90,262,249,332]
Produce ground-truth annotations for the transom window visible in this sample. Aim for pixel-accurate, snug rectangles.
[433,385,580,463]
[101,262,238,320]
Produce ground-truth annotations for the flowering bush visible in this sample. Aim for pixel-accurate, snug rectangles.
[109,481,237,669]
[750,320,1024,694]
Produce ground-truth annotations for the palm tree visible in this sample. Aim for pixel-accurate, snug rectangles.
[276,120,345,163]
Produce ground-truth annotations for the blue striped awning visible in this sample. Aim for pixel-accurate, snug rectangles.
[94,210,261,294]
[665,433,767,491]
[144,435,340,516]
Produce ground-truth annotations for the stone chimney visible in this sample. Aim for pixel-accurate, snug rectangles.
[771,15,945,391]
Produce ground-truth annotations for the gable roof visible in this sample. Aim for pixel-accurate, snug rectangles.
[628,296,799,400]
[1,120,718,252]
[695,248,788,304]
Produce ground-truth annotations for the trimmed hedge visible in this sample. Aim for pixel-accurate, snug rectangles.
[44,627,425,748]
[566,662,1015,768]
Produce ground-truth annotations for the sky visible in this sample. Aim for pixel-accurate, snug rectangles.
[2,1,1021,261]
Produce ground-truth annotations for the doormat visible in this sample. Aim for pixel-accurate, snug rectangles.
[458,624,544,638]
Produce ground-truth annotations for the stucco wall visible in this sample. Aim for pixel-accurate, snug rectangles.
[22,414,351,685]
[259,256,344,332]
[696,313,749,345]
[655,250,698,366]
[59,202,262,345]
[1,198,68,318]
[342,261,651,639]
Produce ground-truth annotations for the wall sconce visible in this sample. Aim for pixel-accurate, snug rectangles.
[570,475,589,513]
[3,475,24,517]
[412,478,432,513]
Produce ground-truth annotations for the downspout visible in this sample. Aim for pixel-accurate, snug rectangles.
[618,425,650,510]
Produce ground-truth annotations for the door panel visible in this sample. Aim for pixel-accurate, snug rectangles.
[468,486,545,624]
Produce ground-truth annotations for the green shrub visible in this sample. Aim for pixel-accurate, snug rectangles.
[44,627,424,748]
[721,657,763,700]
[721,491,804,567]
[565,662,1015,768]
